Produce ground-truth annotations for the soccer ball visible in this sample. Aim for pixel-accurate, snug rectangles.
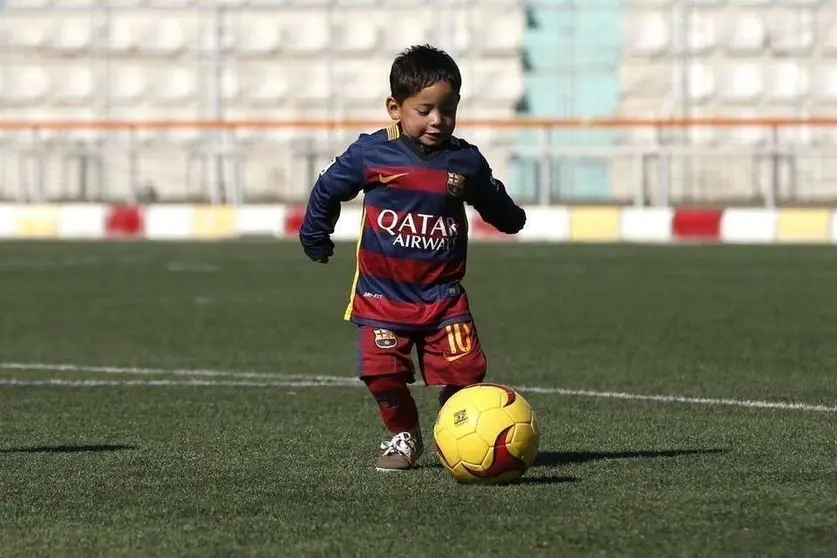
[433,383,539,484]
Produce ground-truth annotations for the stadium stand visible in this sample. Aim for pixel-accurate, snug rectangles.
[0,1,833,204]
[0,0,527,203]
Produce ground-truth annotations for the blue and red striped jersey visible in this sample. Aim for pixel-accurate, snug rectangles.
[300,123,526,332]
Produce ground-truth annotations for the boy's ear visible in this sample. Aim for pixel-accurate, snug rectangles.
[385,97,401,121]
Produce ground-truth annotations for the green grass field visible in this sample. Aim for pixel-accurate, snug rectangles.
[0,240,835,557]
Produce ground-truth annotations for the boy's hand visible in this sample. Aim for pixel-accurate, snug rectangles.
[300,235,335,264]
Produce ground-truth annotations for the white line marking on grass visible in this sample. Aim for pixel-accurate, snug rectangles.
[0,378,349,388]
[1,361,834,413]
[0,362,358,385]
[517,386,837,413]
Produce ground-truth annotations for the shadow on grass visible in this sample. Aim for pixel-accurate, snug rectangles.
[0,444,138,454]
[512,475,579,485]
[534,448,727,467]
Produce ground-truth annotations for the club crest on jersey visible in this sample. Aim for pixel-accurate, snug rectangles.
[446,172,466,197]
[373,329,398,349]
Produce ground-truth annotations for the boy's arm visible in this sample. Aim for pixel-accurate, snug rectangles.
[468,153,526,234]
[299,140,365,262]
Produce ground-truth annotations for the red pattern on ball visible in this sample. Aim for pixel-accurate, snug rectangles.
[462,425,526,479]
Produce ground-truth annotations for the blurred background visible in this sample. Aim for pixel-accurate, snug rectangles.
[0,0,832,208]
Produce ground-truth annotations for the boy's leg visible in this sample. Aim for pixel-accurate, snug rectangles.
[418,321,487,407]
[356,326,424,471]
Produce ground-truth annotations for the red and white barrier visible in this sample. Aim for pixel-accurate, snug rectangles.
[0,203,834,244]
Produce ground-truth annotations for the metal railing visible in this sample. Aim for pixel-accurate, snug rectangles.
[1,117,835,206]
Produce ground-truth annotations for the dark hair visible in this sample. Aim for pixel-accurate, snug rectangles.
[389,44,462,104]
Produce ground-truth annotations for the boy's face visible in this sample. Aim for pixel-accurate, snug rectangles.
[386,80,459,147]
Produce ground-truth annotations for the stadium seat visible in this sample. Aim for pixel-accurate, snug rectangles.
[812,64,837,103]
[4,66,50,105]
[293,65,332,105]
[685,12,717,55]
[624,12,670,57]
[49,16,94,55]
[235,17,282,57]
[767,10,814,54]
[284,13,329,54]
[479,10,525,56]
[337,14,383,54]
[619,63,670,98]
[109,66,148,106]
[339,62,389,103]
[819,12,837,54]
[142,17,192,56]
[4,16,52,50]
[152,68,197,106]
[384,22,435,55]
[718,63,764,103]
[472,63,524,108]
[107,15,151,54]
[724,14,766,54]
[765,62,809,103]
[688,63,715,104]
[54,65,95,106]
[247,73,290,107]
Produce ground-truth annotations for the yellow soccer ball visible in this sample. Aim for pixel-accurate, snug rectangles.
[433,383,539,484]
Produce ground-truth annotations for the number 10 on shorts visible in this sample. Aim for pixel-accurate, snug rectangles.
[444,323,472,362]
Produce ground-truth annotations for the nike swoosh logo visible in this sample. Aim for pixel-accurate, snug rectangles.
[444,353,469,363]
[378,173,408,184]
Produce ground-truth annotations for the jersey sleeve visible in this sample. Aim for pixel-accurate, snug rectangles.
[299,137,366,241]
[467,152,526,234]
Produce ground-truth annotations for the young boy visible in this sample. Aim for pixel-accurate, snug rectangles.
[299,44,526,472]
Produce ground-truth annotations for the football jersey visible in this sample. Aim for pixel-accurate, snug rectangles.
[299,123,525,332]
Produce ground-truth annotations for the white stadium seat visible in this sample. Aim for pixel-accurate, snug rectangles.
[107,16,151,54]
[765,62,809,103]
[812,64,837,103]
[819,12,837,53]
[3,16,53,50]
[4,66,50,105]
[624,12,670,57]
[235,17,283,57]
[480,10,525,56]
[337,14,383,55]
[685,12,717,54]
[49,17,93,54]
[54,65,95,106]
[718,63,764,103]
[142,17,192,56]
[284,13,329,54]
[724,14,766,54]
[152,68,197,106]
[688,63,715,104]
[767,10,814,54]
[109,66,149,106]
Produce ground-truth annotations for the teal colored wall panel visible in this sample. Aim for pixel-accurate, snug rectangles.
[511,0,622,201]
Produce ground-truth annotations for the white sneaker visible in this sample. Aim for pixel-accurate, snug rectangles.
[375,431,424,471]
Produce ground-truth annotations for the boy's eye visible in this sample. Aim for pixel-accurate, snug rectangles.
[416,108,430,116]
